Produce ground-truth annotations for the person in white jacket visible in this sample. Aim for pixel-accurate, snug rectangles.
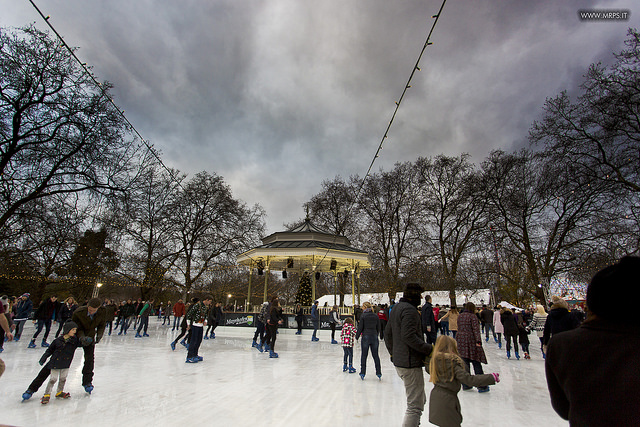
[493,305,504,349]
[527,304,548,358]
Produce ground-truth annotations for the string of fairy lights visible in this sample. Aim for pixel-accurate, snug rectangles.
[17,0,449,291]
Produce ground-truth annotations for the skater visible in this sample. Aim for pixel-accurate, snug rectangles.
[28,295,58,348]
[104,299,117,336]
[493,305,504,348]
[54,297,77,338]
[427,335,499,427]
[310,300,320,341]
[384,282,433,427]
[13,293,33,341]
[546,256,640,426]
[172,299,186,331]
[71,298,106,394]
[377,304,389,340]
[480,305,496,343]
[22,321,86,404]
[135,299,154,337]
[209,302,223,339]
[0,297,14,350]
[117,299,136,335]
[162,301,172,325]
[527,304,548,358]
[517,309,531,359]
[185,295,212,363]
[252,302,268,350]
[265,297,283,358]
[500,307,520,359]
[438,306,449,336]
[439,306,459,339]
[456,302,490,392]
[294,303,304,334]
[329,305,341,344]
[421,295,437,344]
[170,301,193,351]
[340,317,357,373]
[542,296,580,354]
[356,301,381,380]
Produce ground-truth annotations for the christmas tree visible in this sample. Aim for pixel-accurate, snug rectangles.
[295,272,312,306]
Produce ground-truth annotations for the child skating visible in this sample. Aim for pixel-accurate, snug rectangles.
[426,335,500,427]
[340,317,357,373]
[22,321,85,404]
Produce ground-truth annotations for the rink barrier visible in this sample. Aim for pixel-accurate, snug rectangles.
[222,312,343,329]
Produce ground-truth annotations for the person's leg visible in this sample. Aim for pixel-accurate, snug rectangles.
[42,319,52,342]
[187,326,202,359]
[372,337,382,376]
[57,369,69,394]
[395,366,426,427]
[14,319,26,340]
[461,357,472,390]
[27,366,52,392]
[343,347,348,367]
[143,316,149,334]
[193,326,204,357]
[54,320,65,338]
[32,320,44,340]
[452,330,457,339]
[44,370,58,395]
[268,325,277,351]
[347,347,353,366]
[82,343,96,387]
[360,336,370,376]
[330,323,336,341]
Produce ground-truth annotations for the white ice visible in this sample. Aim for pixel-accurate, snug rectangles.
[0,319,567,427]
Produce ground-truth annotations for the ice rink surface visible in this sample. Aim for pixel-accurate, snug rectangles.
[0,319,567,427]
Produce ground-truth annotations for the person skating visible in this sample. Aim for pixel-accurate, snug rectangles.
[185,295,212,363]
[426,335,499,427]
[456,302,491,392]
[329,305,341,344]
[21,321,89,403]
[71,298,106,394]
[252,302,268,350]
[265,297,283,358]
[170,302,193,351]
[13,293,33,342]
[310,300,320,341]
[172,299,186,331]
[294,304,304,334]
[526,304,548,358]
[54,297,77,338]
[340,317,357,373]
[28,295,57,348]
[421,295,437,344]
[384,283,433,427]
[500,307,520,359]
[135,299,154,337]
[356,301,382,380]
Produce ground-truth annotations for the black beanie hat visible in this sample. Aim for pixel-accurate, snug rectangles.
[587,256,640,323]
[63,321,78,335]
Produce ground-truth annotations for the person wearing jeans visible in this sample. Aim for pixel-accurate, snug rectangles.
[185,296,212,363]
[356,301,382,380]
[385,283,433,427]
[310,301,319,341]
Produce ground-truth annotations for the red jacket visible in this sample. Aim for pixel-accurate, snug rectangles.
[173,302,186,317]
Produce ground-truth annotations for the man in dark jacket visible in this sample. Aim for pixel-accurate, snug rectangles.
[28,295,58,348]
[71,298,106,394]
[480,305,496,342]
[421,295,437,344]
[13,293,33,341]
[385,283,433,427]
[542,296,580,349]
[545,256,640,426]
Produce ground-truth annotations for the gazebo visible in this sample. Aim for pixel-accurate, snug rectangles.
[236,218,372,310]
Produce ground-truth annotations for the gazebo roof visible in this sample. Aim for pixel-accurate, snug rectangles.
[236,218,371,272]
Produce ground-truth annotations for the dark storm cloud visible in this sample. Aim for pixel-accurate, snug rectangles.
[1,0,637,232]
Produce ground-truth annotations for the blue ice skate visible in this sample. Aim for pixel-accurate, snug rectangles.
[186,357,198,363]
[170,342,176,351]
[22,390,33,401]
[84,384,94,394]
[27,340,36,348]
[269,350,279,358]
[41,340,49,347]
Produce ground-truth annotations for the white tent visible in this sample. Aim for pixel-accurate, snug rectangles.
[316,289,492,308]
[316,292,390,307]
[499,301,523,311]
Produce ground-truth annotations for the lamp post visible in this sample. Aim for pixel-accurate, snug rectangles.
[92,282,103,299]
[226,294,232,308]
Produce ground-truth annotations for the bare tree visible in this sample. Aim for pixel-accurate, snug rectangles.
[0,25,140,236]
[416,154,488,305]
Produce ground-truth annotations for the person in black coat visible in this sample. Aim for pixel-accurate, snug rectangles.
[542,296,580,352]
[545,256,640,426]
[356,301,381,380]
[421,295,437,344]
[500,308,520,359]
[29,296,58,348]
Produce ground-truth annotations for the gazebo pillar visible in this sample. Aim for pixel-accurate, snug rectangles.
[263,257,270,302]
[248,268,254,311]
[351,267,356,310]
[311,265,317,303]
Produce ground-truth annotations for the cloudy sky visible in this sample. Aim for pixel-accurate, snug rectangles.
[2,0,637,234]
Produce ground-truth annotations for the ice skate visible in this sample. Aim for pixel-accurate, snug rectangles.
[251,340,257,348]
[359,373,365,380]
[331,339,338,344]
[28,339,36,348]
[343,364,348,372]
[506,350,511,359]
[203,335,209,340]
[196,355,203,361]
[84,384,94,394]
[180,340,188,348]
[186,357,198,363]
[55,391,71,399]
[269,350,279,358]
[210,332,215,339]
[348,366,356,374]
[377,374,382,380]
[170,341,176,351]
[257,342,264,352]
[524,352,530,359]
[22,390,34,401]
[41,339,49,347]
[478,386,490,393]
[41,394,50,404]
[143,333,149,337]
[135,333,142,338]
[498,342,502,349]
[515,351,520,360]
